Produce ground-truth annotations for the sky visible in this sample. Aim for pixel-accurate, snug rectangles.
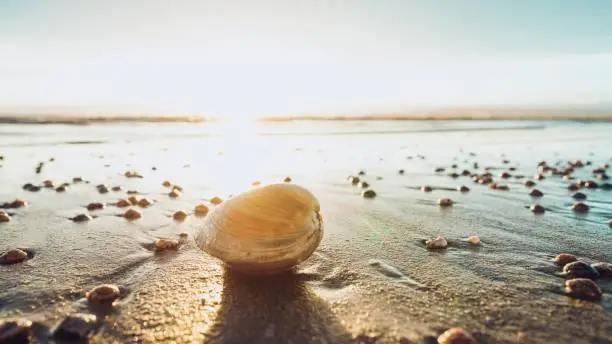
[1,0,612,119]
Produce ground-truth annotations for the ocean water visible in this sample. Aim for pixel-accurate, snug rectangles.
[1,120,611,343]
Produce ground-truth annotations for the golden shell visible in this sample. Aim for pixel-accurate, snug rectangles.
[194,183,323,275]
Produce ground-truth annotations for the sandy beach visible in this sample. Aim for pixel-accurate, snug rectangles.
[1,120,611,343]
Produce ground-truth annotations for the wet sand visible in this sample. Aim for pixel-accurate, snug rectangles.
[1,120,611,343]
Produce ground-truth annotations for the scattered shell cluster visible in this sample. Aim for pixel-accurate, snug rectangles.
[553,253,608,301]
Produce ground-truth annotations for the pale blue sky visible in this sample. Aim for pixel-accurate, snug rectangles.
[1,0,611,118]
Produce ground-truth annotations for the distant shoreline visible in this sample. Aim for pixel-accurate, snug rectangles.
[1,111,612,124]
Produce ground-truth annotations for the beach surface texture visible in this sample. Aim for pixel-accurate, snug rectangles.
[1,119,611,343]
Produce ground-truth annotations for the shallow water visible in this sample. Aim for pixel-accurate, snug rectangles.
[1,120,611,343]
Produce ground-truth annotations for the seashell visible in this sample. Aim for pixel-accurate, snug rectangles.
[283,176,292,183]
[116,199,131,208]
[529,189,543,197]
[530,204,545,214]
[398,169,405,174]
[168,189,181,198]
[73,177,84,183]
[173,210,188,221]
[448,172,459,178]
[437,327,476,344]
[426,236,448,250]
[162,180,172,187]
[71,214,92,223]
[124,171,143,178]
[123,209,141,221]
[44,180,55,188]
[437,198,453,207]
[500,171,511,179]
[154,238,181,251]
[359,181,370,188]
[534,174,545,180]
[0,249,29,264]
[591,262,612,276]
[172,185,184,192]
[194,183,323,275]
[466,236,480,245]
[358,170,366,176]
[0,318,33,343]
[554,253,577,266]
[111,186,123,192]
[126,189,138,195]
[194,204,209,216]
[571,192,587,200]
[137,198,152,208]
[55,185,67,193]
[435,167,445,172]
[361,189,376,198]
[128,196,138,205]
[8,199,27,208]
[561,261,599,280]
[85,284,121,304]
[209,196,223,205]
[564,278,602,301]
[457,185,470,192]
[97,185,109,194]
[572,202,589,213]
[86,202,105,211]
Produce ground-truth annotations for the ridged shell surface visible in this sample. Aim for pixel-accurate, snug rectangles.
[194,183,323,275]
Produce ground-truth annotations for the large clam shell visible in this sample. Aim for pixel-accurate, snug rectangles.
[194,183,324,275]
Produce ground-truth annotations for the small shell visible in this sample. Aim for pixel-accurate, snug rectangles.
[128,196,139,205]
[194,183,323,275]
[173,210,188,221]
[572,202,589,213]
[85,284,121,304]
[251,181,261,186]
[0,249,29,264]
[554,253,577,266]
[86,202,105,211]
[73,177,84,183]
[437,327,476,344]
[116,199,131,208]
[426,236,448,250]
[97,185,109,194]
[194,204,209,216]
[562,261,599,280]
[591,262,612,275]
[571,192,587,201]
[437,198,453,207]
[162,180,172,187]
[523,180,536,187]
[283,176,292,183]
[56,185,68,192]
[71,214,93,222]
[124,171,143,178]
[564,278,602,301]
[0,211,10,222]
[361,189,376,198]
[9,199,27,208]
[123,209,142,220]
[154,238,181,251]
[349,176,360,185]
[209,196,223,205]
[457,185,470,192]
[137,198,152,208]
[529,189,543,197]
[466,236,480,245]
[168,189,181,198]
[360,181,370,188]
[172,185,184,192]
[44,180,55,188]
[421,185,432,192]
[530,204,545,214]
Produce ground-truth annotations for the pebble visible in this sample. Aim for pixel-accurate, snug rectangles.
[426,236,448,250]
[571,192,587,201]
[251,181,261,186]
[567,184,579,191]
[0,211,10,222]
[283,176,292,182]
[358,170,366,176]
[128,196,139,205]
[86,202,105,211]
[55,185,68,193]
[591,262,612,276]
[168,189,181,198]
[51,314,97,340]
[162,180,172,187]
[572,202,589,213]
[529,189,543,197]
[116,199,131,208]
[437,327,476,344]
[456,185,470,192]
[467,236,480,245]
[435,167,445,172]
[71,214,93,223]
[562,261,600,280]
[349,176,360,185]
[72,177,84,183]
[554,253,577,266]
[97,185,109,194]
[530,204,545,214]
[421,185,433,192]
[361,189,376,198]
[523,180,536,187]
[86,284,121,304]
[123,209,142,220]
[126,189,139,195]
[398,169,405,174]
[137,198,152,208]
[154,238,180,251]
[608,219,612,227]
[173,210,188,221]
[0,249,29,264]
[564,278,602,301]
[0,318,33,343]
[194,204,209,216]
[43,180,55,188]
[209,196,223,205]
[360,181,370,188]
[437,198,453,207]
[124,171,143,178]
[111,186,123,192]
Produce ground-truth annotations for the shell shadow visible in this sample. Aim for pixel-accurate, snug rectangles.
[204,268,354,344]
